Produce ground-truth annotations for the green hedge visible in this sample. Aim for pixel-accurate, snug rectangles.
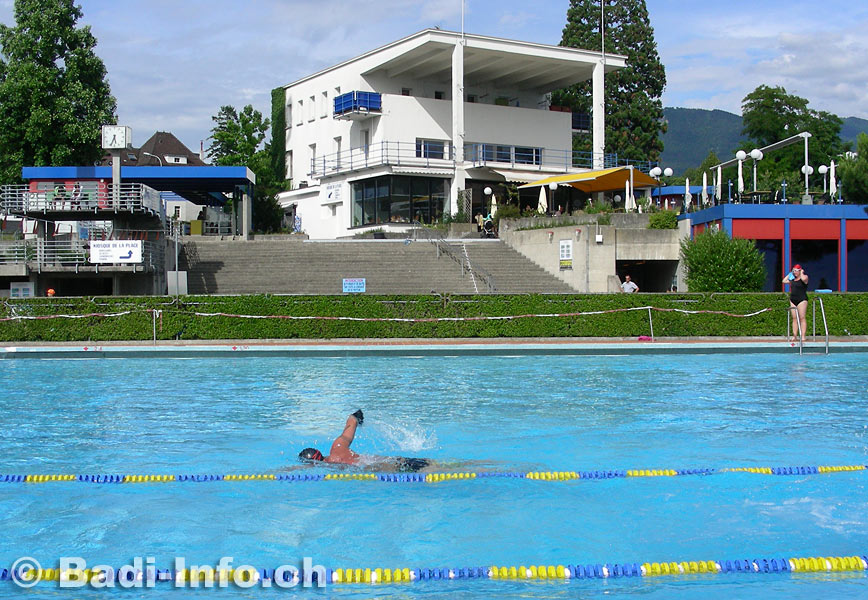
[1,293,866,342]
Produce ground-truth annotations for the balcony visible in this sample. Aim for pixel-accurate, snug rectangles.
[0,239,164,272]
[333,91,382,120]
[464,143,655,174]
[310,141,454,178]
[0,183,164,219]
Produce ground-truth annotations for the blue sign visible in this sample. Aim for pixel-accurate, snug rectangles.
[342,278,366,293]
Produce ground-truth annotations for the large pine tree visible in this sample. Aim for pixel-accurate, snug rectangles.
[552,0,666,163]
[0,0,116,183]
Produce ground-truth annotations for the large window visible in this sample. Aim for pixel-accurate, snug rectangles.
[791,240,838,291]
[847,239,868,291]
[351,176,448,227]
[754,240,782,292]
[514,146,542,165]
[415,139,446,160]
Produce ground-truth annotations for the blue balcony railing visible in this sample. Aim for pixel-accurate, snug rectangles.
[333,91,382,117]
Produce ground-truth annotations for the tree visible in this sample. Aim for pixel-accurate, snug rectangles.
[208,104,283,232]
[680,230,766,292]
[739,85,849,193]
[838,133,868,204]
[682,150,720,184]
[553,0,666,162]
[0,0,116,183]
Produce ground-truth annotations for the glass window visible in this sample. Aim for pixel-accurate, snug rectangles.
[351,176,448,227]
[352,183,364,227]
[515,146,541,165]
[847,239,868,291]
[431,179,447,222]
[376,177,391,223]
[495,145,511,162]
[416,139,445,159]
[754,240,782,292]
[791,240,838,291]
[391,176,411,223]
[363,181,376,225]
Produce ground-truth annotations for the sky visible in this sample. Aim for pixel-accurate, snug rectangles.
[1,0,867,155]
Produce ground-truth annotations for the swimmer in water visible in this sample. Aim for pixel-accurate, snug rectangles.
[298,410,434,473]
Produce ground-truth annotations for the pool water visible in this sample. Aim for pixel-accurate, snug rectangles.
[1,351,867,598]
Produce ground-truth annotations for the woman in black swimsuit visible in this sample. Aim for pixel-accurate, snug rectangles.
[783,264,809,342]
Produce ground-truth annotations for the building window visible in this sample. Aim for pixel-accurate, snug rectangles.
[309,143,317,173]
[352,176,448,227]
[286,104,292,128]
[434,90,444,100]
[308,95,315,121]
[415,139,445,160]
[287,150,293,181]
[514,146,542,165]
[321,91,328,118]
[296,100,303,126]
[173,206,180,219]
[401,87,411,96]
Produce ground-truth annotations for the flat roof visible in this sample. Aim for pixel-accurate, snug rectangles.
[683,203,868,225]
[22,166,255,193]
[286,29,625,94]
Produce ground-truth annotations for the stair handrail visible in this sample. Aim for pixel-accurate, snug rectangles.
[817,297,830,354]
[429,237,496,293]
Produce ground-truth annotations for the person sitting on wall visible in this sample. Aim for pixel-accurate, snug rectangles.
[298,410,435,473]
[620,274,639,293]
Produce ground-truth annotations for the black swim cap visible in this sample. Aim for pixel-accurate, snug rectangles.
[299,448,323,461]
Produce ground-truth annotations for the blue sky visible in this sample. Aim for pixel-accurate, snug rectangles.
[1,0,867,155]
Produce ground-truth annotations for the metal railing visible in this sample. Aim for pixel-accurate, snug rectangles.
[430,237,496,293]
[307,140,656,179]
[814,297,830,354]
[310,141,454,178]
[0,239,164,271]
[0,183,163,217]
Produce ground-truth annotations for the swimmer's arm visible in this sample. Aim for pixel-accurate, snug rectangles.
[335,414,360,448]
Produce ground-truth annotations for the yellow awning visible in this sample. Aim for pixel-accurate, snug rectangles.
[518,166,658,193]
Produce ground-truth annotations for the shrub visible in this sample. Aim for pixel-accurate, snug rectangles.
[680,230,766,292]
[648,210,678,229]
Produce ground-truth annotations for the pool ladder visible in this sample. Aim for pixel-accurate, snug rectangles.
[790,297,829,355]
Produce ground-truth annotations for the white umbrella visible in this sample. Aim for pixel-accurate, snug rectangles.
[716,166,722,201]
[702,172,709,206]
[737,160,744,194]
[490,194,498,217]
[537,186,547,214]
[830,160,837,197]
[664,197,669,211]
[684,177,691,211]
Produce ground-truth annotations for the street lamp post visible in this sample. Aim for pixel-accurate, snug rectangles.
[649,166,672,208]
[781,180,787,203]
[750,148,763,196]
[818,165,828,194]
[800,165,814,199]
[142,151,163,166]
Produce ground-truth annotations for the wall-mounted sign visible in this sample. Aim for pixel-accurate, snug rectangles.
[10,282,34,298]
[89,240,142,264]
[342,278,366,293]
[559,239,573,270]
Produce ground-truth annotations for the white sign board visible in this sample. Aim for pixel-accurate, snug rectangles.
[89,240,142,264]
[559,239,573,270]
[342,278,366,293]
[10,282,35,298]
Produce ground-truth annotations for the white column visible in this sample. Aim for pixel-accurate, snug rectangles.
[449,37,466,215]
[112,151,121,206]
[242,187,252,240]
[803,134,810,195]
[592,60,605,170]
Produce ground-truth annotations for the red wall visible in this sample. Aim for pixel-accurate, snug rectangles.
[732,219,784,239]
[847,220,868,240]
[790,219,839,239]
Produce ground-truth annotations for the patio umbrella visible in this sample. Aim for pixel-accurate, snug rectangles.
[830,160,837,197]
[624,180,636,211]
[716,166,722,201]
[702,172,709,206]
[684,177,691,211]
[737,160,744,195]
[490,194,498,217]
[537,186,547,214]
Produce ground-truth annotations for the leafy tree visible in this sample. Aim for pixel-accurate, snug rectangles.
[553,0,666,162]
[838,133,868,204]
[648,210,677,229]
[208,104,283,232]
[683,150,720,185]
[739,85,849,193]
[0,0,116,183]
[680,229,766,292]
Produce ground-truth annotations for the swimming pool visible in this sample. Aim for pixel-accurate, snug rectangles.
[1,350,867,598]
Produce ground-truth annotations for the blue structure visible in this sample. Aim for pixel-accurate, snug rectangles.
[682,204,868,292]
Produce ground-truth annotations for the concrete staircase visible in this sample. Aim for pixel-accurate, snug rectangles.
[179,238,576,295]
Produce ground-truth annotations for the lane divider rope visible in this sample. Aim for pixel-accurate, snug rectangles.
[1,465,864,485]
[2,554,866,586]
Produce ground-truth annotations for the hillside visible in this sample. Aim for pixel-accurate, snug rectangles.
[660,108,868,175]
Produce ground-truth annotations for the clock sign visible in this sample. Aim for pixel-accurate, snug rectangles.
[101,125,131,149]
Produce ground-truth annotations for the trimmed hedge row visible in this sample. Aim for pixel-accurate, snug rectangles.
[1,293,866,342]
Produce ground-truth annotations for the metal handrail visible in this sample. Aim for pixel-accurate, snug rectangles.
[429,237,496,293]
[817,297,830,354]
[0,239,163,270]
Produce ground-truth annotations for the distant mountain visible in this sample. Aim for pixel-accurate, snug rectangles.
[659,109,868,176]
[841,116,868,146]
[660,108,746,176]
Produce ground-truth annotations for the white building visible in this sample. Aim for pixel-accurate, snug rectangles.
[276,29,624,239]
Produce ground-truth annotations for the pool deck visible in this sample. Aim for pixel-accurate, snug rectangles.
[2,337,868,358]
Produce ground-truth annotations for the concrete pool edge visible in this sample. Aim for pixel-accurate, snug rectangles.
[3,337,868,358]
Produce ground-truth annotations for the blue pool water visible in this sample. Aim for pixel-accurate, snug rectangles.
[1,351,867,598]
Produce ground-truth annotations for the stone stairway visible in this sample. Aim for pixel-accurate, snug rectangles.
[179,238,577,295]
